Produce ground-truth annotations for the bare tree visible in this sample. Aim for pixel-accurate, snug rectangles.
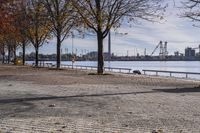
[71,0,165,74]
[182,0,200,27]
[43,0,76,68]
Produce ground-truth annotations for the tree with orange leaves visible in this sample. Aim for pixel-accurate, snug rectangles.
[25,0,51,67]
[13,0,30,65]
[0,0,17,63]
[0,0,24,63]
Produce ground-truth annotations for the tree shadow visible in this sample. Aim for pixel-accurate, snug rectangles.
[1,86,199,107]
[1,86,199,119]
[0,101,35,119]
[0,90,156,104]
[153,87,200,93]
[1,86,200,105]
[0,91,157,119]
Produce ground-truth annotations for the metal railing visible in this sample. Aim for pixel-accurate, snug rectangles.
[61,64,132,73]
[62,64,97,70]
[33,61,132,73]
[104,67,132,73]
[32,61,54,68]
[143,69,200,79]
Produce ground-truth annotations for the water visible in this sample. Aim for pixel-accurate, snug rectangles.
[28,61,200,80]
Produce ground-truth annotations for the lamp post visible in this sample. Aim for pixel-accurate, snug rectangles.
[108,30,128,66]
[108,30,111,63]
[71,31,75,69]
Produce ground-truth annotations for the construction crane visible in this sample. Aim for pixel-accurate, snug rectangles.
[192,45,200,54]
[151,41,168,59]
[151,41,162,56]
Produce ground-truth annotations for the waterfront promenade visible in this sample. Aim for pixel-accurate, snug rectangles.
[0,65,200,133]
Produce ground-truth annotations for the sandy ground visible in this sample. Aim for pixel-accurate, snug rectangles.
[0,64,200,133]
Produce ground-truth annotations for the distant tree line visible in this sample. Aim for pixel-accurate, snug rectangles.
[1,0,196,74]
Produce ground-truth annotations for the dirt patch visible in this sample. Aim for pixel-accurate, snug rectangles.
[0,64,199,87]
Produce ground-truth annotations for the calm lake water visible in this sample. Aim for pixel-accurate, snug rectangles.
[28,61,200,80]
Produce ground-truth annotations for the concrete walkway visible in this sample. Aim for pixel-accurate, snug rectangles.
[0,65,200,133]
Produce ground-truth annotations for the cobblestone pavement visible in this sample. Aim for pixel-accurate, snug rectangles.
[0,65,200,133]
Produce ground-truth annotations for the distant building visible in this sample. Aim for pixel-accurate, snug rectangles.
[84,51,113,61]
[185,47,195,57]
[174,51,179,56]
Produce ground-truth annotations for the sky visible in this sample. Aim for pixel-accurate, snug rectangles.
[25,0,200,56]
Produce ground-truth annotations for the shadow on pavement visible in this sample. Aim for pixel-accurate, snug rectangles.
[0,91,156,119]
[153,87,200,93]
[0,101,35,119]
[0,91,156,104]
[1,86,200,105]
[0,87,199,119]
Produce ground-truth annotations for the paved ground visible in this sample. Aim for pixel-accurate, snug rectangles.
[0,65,200,133]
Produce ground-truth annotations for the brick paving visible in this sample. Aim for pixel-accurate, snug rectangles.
[0,65,200,133]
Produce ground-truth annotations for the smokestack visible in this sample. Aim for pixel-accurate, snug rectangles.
[164,41,168,55]
[159,41,163,55]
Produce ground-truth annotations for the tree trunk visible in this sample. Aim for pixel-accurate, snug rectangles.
[2,44,5,64]
[22,41,26,65]
[97,31,104,74]
[56,34,61,69]
[8,45,11,64]
[35,48,39,67]
[13,45,16,60]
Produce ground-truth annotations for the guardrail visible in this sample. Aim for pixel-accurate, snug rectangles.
[62,64,97,70]
[143,69,200,79]
[62,64,132,73]
[104,67,132,73]
[32,61,55,68]
[34,62,132,73]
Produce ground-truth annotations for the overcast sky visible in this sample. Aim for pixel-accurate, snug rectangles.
[25,0,200,56]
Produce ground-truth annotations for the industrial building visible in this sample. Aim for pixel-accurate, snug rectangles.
[185,47,195,57]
